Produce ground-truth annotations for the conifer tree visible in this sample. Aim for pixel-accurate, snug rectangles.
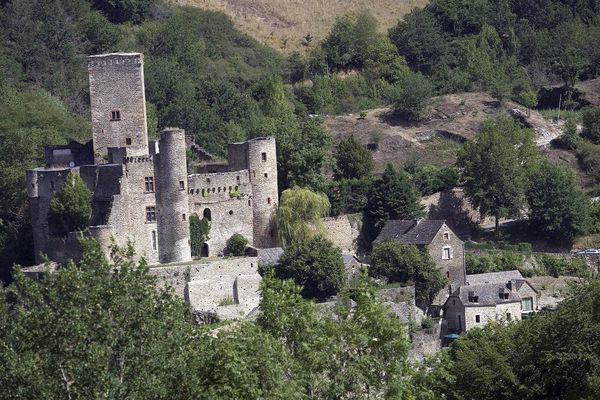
[365,164,424,235]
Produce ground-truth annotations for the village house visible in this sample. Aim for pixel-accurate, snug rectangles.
[374,219,467,289]
[443,270,539,332]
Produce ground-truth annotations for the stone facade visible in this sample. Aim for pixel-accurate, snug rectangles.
[27,52,279,265]
[322,214,362,254]
[375,220,467,289]
[443,271,539,332]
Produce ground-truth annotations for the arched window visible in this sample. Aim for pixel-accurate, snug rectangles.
[203,208,212,221]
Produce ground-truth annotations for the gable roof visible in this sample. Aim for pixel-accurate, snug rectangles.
[454,283,521,306]
[466,270,524,285]
[375,220,447,245]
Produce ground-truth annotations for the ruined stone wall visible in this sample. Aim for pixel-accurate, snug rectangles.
[149,257,261,318]
[88,53,148,161]
[428,223,466,288]
[156,129,191,263]
[189,198,254,256]
[27,168,72,263]
[322,214,362,253]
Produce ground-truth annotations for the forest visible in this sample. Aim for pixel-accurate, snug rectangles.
[2,0,600,397]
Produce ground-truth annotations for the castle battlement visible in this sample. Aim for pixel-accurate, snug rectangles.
[27,52,279,266]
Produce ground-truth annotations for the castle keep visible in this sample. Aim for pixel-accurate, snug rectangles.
[27,53,278,265]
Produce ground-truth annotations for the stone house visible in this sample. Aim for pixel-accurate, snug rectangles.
[443,270,539,332]
[374,220,466,289]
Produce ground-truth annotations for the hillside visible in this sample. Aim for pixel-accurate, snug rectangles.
[323,92,564,173]
[174,0,426,52]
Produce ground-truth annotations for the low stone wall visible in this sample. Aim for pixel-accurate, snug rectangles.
[150,257,261,320]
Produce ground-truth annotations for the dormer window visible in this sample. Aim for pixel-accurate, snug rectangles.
[110,110,121,121]
[468,292,479,303]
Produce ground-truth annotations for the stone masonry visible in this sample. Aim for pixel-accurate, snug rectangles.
[27,52,279,265]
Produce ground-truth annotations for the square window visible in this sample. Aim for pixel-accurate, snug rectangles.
[145,177,154,192]
[444,232,449,239]
[125,137,132,145]
[146,206,156,222]
[261,152,267,161]
[475,315,481,323]
[179,180,185,190]
[110,110,121,121]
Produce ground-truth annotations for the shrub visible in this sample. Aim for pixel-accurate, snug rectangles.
[581,106,600,144]
[421,317,435,330]
[535,254,590,278]
[226,233,248,256]
[388,71,434,121]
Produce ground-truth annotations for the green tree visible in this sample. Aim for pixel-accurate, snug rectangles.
[365,164,424,234]
[458,117,537,233]
[0,238,199,399]
[226,233,248,256]
[520,89,538,116]
[274,187,330,248]
[388,71,434,121]
[92,0,158,23]
[526,162,589,242]
[49,171,92,233]
[276,235,345,300]
[333,135,374,180]
[370,240,446,304]
[582,106,600,144]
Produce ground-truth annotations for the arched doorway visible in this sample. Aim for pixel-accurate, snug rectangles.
[201,243,209,257]
[203,208,211,221]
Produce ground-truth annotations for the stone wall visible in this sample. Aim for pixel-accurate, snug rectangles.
[427,223,466,288]
[88,53,148,161]
[322,214,362,253]
[150,257,261,319]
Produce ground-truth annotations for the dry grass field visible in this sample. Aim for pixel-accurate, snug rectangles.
[174,0,427,52]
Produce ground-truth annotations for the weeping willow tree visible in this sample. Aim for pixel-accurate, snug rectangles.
[274,187,331,248]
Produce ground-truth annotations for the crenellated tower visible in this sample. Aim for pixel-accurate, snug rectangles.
[88,53,149,161]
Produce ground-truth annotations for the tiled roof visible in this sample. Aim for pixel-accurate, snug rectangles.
[466,270,524,285]
[375,220,446,245]
[342,254,361,265]
[455,283,520,306]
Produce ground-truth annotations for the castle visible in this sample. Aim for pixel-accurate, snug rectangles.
[27,53,279,265]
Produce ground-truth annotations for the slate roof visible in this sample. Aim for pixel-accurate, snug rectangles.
[375,220,446,245]
[342,254,361,265]
[256,247,284,265]
[455,283,521,306]
[466,270,524,285]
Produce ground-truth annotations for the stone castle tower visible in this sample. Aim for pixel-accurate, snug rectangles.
[26,52,279,265]
[88,53,149,161]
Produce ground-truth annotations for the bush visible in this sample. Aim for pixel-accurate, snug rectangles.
[465,252,524,274]
[535,254,590,278]
[388,71,434,121]
[421,317,435,330]
[581,107,600,144]
[226,233,248,256]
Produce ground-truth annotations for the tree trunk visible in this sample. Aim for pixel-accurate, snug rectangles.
[494,215,500,237]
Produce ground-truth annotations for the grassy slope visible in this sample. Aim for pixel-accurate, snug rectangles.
[173,0,426,52]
